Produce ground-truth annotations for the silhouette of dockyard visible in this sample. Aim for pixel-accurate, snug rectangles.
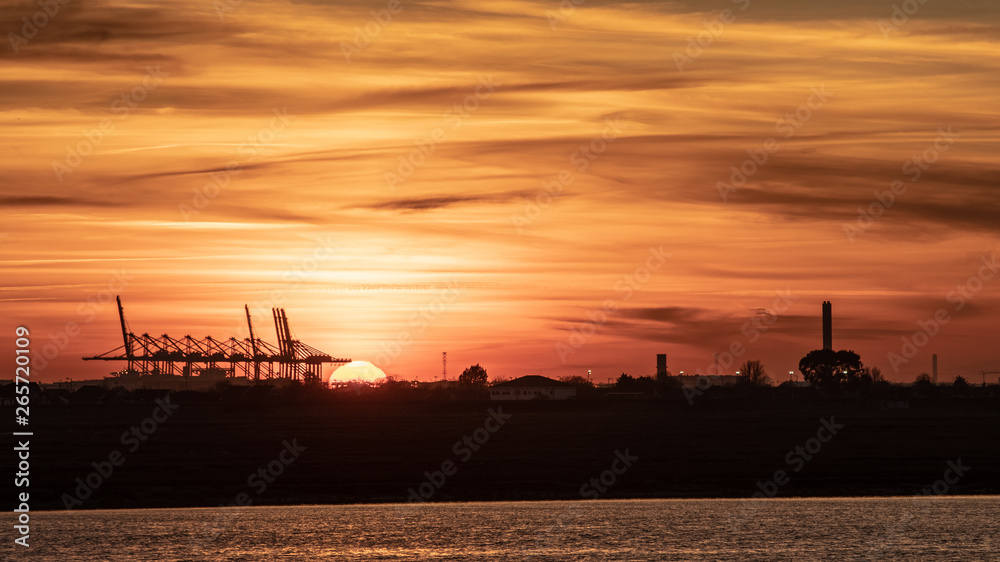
[83,297,349,388]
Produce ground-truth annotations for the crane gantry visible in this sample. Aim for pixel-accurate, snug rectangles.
[84,297,349,385]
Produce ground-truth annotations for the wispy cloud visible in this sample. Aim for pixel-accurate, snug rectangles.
[362,191,533,212]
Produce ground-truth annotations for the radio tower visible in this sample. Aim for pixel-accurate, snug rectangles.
[442,352,447,380]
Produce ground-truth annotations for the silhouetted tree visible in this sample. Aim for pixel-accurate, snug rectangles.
[850,366,886,387]
[616,373,636,389]
[559,376,594,388]
[864,366,886,384]
[372,377,419,401]
[636,376,658,393]
[737,360,770,388]
[559,375,599,398]
[953,375,969,389]
[912,373,936,395]
[798,349,864,388]
[616,373,658,393]
[459,364,488,387]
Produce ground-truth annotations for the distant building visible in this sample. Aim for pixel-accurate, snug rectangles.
[676,374,740,388]
[784,380,812,388]
[42,371,253,392]
[416,380,458,391]
[490,375,576,401]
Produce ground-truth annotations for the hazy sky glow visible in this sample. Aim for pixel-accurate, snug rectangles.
[3,0,999,383]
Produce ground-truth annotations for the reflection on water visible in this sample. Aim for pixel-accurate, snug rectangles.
[8,497,999,560]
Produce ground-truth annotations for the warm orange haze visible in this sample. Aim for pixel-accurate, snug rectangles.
[2,0,998,385]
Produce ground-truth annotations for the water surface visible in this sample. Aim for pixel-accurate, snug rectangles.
[9,497,998,560]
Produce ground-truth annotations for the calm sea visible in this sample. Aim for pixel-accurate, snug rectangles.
[8,497,998,560]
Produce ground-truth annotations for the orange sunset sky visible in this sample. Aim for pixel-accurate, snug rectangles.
[2,0,998,384]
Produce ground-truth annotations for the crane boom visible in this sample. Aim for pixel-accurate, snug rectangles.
[245,305,259,356]
[117,296,132,358]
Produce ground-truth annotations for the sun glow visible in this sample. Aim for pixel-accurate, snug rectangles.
[329,361,387,385]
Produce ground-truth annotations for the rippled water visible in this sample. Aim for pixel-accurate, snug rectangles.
[8,497,999,560]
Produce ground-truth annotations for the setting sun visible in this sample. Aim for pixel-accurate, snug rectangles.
[329,361,387,385]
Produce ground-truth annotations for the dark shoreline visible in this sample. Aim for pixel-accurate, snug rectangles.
[11,395,1000,512]
[25,493,1000,514]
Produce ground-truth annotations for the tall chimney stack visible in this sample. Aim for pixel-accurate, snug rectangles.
[656,354,667,378]
[822,301,832,350]
[932,354,938,384]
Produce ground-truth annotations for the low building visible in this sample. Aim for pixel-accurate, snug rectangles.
[416,380,458,391]
[676,374,741,388]
[490,375,576,401]
[783,380,812,388]
[43,372,253,392]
